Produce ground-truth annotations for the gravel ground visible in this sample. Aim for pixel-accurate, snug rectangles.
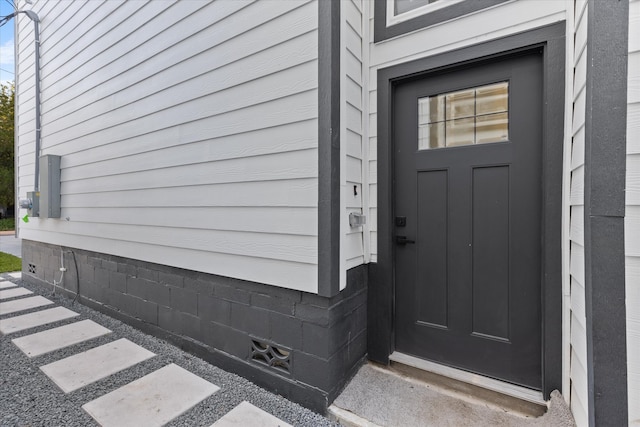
[0,274,338,427]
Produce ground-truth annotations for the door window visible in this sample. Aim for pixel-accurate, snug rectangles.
[418,82,509,150]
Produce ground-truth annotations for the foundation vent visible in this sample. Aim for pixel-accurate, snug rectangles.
[28,263,36,274]
[251,339,291,375]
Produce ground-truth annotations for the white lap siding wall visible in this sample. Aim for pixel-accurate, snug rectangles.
[341,0,366,290]
[15,0,320,292]
[568,1,588,425]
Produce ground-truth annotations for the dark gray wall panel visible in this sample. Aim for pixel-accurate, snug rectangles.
[583,0,629,425]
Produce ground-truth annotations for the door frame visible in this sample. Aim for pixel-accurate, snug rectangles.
[368,22,565,399]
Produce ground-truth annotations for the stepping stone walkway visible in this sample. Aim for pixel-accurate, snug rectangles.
[41,338,156,393]
[0,306,79,335]
[0,280,18,289]
[0,295,53,315]
[12,319,112,358]
[0,275,298,426]
[0,287,33,300]
[212,401,294,427]
[83,363,219,427]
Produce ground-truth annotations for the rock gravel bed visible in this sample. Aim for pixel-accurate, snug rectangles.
[0,274,338,427]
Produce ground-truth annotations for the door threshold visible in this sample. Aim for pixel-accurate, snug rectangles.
[389,352,546,406]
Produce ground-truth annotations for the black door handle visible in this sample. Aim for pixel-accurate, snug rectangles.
[396,236,416,245]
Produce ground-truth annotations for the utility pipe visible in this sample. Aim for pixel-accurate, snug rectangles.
[14,9,40,191]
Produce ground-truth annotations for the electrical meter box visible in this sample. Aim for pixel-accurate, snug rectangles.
[23,191,39,217]
[40,155,61,218]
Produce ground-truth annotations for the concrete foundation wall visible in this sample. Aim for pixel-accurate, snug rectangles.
[21,239,367,413]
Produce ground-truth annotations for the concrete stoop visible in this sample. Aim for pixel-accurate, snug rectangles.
[328,363,576,427]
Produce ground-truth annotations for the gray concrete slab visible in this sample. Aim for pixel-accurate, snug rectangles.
[0,281,18,289]
[7,272,21,279]
[41,338,156,393]
[0,287,33,300]
[0,235,21,258]
[330,364,576,427]
[82,363,219,427]
[0,295,53,316]
[0,306,79,335]
[211,401,293,427]
[12,319,111,358]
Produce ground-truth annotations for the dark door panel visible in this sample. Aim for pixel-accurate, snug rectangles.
[394,51,543,389]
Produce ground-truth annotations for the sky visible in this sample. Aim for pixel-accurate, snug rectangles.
[0,0,15,86]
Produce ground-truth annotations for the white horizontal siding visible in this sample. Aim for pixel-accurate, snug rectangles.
[627,1,640,424]
[569,1,588,424]
[16,0,320,293]
[61,207,317,236]
[627,253,640,426]
[19,228,316,291]
[342,0,366,285]
[62,150,317,193]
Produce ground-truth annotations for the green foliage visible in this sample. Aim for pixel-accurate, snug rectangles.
[0,252,21,273]
[0,218,14,231]
[0,82,15,209]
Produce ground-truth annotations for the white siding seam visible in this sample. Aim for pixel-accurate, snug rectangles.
[45,56,318,140]
[43,1,306,106]
[346,74,362,89]
[61,117,316,162]
[61,119,318,168]
[39,0,109,55]
[22,230,317,265]
[44,19,317,123]
[42,1,186,99]
[345,22,362,57]
[573,83,586,104]
[44,1,181,96]
[39,0,98,53]
[63,148,319,182]
[574,1,588,30]
[44,87,318,151]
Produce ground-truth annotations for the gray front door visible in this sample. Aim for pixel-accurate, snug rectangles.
[393,50,543,389]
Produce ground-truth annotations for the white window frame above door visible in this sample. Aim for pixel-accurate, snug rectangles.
[374,0,512,43]
[386,0,465,27]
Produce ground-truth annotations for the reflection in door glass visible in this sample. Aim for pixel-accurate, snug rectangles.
[418,82,508,150]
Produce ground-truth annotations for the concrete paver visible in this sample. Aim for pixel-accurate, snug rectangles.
[0,295,53,316]
[82,363,219,427]
[0,287,33,300]
[0,306,79,335]
[8,272,22,279]
[211,401,293,427]
[0,281,17,289]
[12,319,111,358]
[40,338,156,393]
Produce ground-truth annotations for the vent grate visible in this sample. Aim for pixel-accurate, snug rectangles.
[251,339,291,375]
[28,263,36,274]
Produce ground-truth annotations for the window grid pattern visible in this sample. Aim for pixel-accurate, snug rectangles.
[418,82,509,150]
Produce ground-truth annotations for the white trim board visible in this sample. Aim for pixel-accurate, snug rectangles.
[389,351,546,405]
